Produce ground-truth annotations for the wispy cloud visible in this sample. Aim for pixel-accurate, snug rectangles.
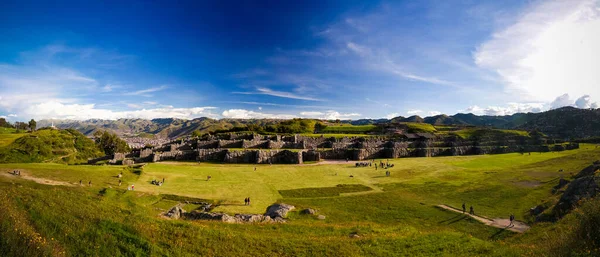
[124,85,169,97]
[406,110,423,115]
[233,87,323,101]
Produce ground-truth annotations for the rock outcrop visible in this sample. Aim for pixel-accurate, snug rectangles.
[165,203,296,224]
[165,206,185,219]
[265,203,295,219]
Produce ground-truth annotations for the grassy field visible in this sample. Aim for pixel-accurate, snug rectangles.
[319,124,378,134]
[300,133,375,138]
[403,122,437,133]
[0,145,599,256]
[0,127,27,147]
[453,128,530,139]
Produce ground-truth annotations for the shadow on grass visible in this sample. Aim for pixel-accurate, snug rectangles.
[438,214,467,225]
[489,226,511,240]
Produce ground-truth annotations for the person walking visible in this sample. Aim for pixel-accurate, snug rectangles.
[509,214,514,227]
[247,197,251,205]
[469,206,474,215]
[462,203,466,214]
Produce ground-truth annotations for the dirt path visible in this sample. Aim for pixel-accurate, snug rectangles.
[1,171,75,187]
[437,204,530,233]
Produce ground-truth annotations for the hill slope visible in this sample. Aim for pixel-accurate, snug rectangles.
[0,128,103,164]
[37,107,600,139]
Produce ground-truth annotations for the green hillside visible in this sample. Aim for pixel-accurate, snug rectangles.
[0,128,103,164]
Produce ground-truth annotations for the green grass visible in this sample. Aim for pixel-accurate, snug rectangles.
[279,184,372,198]
[0,128,27,147]
[320,124,378,134]
[0,128,103,164]
[402,122,437,133]
[0,146,598,256]
[301,133,375,138]
[453,128,530,139]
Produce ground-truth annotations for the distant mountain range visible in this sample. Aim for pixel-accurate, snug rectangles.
[38,107,600,139]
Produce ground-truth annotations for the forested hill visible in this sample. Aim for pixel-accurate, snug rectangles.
[36,107,600,139]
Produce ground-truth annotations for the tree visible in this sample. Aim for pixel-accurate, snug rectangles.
[0,118,12,128]
[28,119,37,131]
[93,130,130,155]
[15,122,28,130]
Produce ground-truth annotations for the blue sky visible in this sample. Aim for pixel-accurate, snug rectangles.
[0,0,599,121]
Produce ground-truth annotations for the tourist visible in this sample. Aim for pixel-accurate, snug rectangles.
[132,185,135,190]
[254,166,257,171]
[247,197,251,205]
[162,178,165,183]
[88,181,92,187]
[207,175,211,181]
[462,203,466,213]
[244,197,248,205]
[469,206,474,215]
[119,180,122,186]
[509,214,514,227]
[79,180,82,186]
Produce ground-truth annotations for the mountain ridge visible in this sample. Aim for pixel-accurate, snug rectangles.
[36,107,600,139]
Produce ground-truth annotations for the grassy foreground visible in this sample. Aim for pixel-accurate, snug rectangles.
[0,145,599,256]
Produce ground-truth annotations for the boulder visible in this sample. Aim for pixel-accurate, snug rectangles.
[185,211,237,223]
[554,175,599,217]
[165,206,185,219]
[234,214,272,223]
[574,164,599,179]
[529,205,545,216]
[265,203,295,219]
[552,178,570,194]
[301,208,318,215]
[317,215,326,220]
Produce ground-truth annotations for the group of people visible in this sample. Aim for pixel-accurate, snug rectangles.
[355,162,371,167]
[11,170,21,176]
[79,180,93,186]
[462,203,516,227]
[462,203,475,215]
[244,197,251,205]
[151,178,165,186]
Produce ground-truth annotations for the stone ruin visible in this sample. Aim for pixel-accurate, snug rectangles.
[165,203,295,224]
[88,132,580,165]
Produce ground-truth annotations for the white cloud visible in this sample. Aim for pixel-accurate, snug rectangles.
[475,0,600,101]
[575,94,598,108]
[124,85,168,97]
[101,84,119,92]
[127,103,143,109]
[346,42,371,57]
[234,87,322,101]
[385,113,399,119]
[428,111,442,116]
[406,109,423,115]
[0,116,6,119]
[550,93,574,109]
[258,106,262,110]
[222,109,295,119]
[460,102,546,116]
[7,114,17,117]
[299,110,361,120]
[16,101,219,120]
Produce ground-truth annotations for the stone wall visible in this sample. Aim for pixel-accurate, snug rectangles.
[302,150,321,162]
[223,150,256,163]
[197,149,227,162]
